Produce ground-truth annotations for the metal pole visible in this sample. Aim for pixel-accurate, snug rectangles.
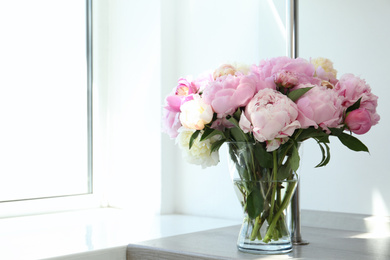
[286,0,309,245]
[286,0,298,59]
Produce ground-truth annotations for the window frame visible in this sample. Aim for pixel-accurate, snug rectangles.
[0,0,102,217]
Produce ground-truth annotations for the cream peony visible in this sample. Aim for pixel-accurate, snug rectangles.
[179,95,213,130]
[176,127,220,169]
[311,57,337,84]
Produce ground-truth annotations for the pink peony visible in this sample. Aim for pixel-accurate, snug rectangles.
[335,74,380,126]
[164,78,198,113]
[202,74,257,118]
[176,78,197,96]
[162,77,201,138]
[251,57,321,86]
[295,84,343,131]
[239,88,301,151]
[345,108,372,135]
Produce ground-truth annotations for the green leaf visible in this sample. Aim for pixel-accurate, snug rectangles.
[276,144,299,180]
[277,164,291,180]
[315,141,331,167]
[317,134,330,143]
[230,127,248,142]
[297,127,328,141]
[189,130,200,149]
[200,128,224,142]
[337,133,369,152]
[233,108,242,121]
[227,117,249,142]
[346,97,362,114]
[253,143,273,168]
[329,127,344,136]
[320,142,331,167]
[247,188,264,219]
[210,139,226,153]
[227,116,240,128]
[290,144,300,171]
[287,87,313,102]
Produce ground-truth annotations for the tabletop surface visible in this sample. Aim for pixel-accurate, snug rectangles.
[126,225,390,260]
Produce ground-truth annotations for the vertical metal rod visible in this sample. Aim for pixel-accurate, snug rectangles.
[286,0,309,245]
[86,0,93,193]
[286,0,298,59]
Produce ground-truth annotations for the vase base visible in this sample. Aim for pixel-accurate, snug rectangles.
[292,239,309,245]
[237,242,292,255]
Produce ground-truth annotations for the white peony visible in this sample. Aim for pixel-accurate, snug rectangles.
[176,127,220,169]
[179,94,214,130]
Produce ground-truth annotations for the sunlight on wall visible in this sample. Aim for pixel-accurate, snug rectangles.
[371,189,389,217]
[266,0,286,42]
[348,189,390,238]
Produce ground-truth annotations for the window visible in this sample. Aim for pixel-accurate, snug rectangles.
[0,0,92,203]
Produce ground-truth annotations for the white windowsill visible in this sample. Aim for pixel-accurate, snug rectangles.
[0,208,241,260]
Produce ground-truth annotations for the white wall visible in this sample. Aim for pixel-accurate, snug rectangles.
[93,0,162,214]
[163,0,390,219]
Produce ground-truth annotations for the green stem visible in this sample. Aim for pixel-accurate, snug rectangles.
[250,215,262,241]
[263,181,297,243]
[277,183,282,207]
[268,151,278,223]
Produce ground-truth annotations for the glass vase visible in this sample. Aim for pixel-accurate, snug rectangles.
[228,142,299,254]
[234,179,297,254]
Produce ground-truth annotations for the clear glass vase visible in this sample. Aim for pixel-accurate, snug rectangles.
[234,179,297,254]
[228,142,299,254]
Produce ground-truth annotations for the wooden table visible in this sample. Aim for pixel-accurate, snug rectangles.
[127,225,390,259]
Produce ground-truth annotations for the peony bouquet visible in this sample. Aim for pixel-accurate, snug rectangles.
[162,56,379,247]
[163,57,379,168]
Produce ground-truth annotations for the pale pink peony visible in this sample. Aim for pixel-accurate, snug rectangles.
[295,84,343,131]
[202,74,257,118]
[251,56,321,86]
[335,74,380,126]
[345,108,372,135]
[239,88,301,151]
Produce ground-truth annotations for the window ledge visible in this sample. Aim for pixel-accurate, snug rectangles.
[0,208,240,260]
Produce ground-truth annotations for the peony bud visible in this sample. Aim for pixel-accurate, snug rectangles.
[274,71,299,88]
[345,108,372,135]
